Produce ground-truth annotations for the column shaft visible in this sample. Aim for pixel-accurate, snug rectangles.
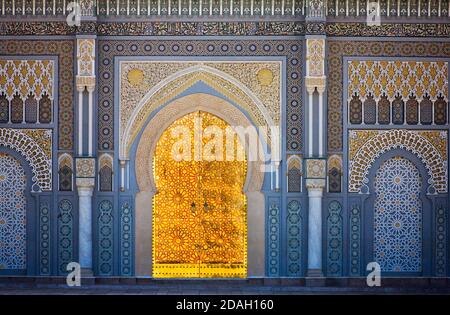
[88,89,94,157]
[77,181,94,272]
[318,91,324,157]
[308,91,314,157]
[307,188,323,274]
[77,89,84,156]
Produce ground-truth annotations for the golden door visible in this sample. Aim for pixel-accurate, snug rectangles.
[152,111,247,278]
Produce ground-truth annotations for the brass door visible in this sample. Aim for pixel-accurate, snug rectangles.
[152,111,247,278]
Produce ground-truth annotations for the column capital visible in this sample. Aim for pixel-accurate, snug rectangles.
[86,85,96,93]
[119,159,128,167]
[76,177,95,196]
[305,178,326,192]
[76,83,86,92]
[316,80,327,94]
[305,76,326,94]
[306,84,316,95]
[76,76,96,91]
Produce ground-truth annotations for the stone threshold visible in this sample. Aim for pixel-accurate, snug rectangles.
[0,276,449,288]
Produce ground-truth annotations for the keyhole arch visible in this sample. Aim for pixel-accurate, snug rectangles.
[152,110,248,278]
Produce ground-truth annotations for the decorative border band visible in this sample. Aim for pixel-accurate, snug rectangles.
[1,21,449,37]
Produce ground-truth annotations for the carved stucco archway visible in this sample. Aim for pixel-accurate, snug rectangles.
[133,93,267,277]
[120,64,279,162]
[0,128,52,191]
[349,129,447,194]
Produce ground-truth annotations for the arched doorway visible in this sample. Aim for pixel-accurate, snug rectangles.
[373,156,422,273]
[152,111,248,278]
[0,153,27,272]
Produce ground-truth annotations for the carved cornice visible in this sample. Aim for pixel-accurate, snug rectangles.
[0,21,97,36]
[96,21,305,36]
[326,22,450,37]
[0,21,448,37]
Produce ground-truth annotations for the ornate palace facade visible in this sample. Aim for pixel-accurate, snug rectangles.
[0,0,449,279]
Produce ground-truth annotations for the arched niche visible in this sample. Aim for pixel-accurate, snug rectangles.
[131,93,268,277]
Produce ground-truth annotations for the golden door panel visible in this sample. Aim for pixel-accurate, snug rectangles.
[153,111,247,278]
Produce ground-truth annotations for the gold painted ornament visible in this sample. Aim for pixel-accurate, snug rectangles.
[153,111,248,278]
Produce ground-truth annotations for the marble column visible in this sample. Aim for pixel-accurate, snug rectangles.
[317,86,325,157]
[77,84,85,156]
[306,180,325,276]
[305,157,326,277]
[76,178,95,275]
[75,37,97,276]
[306,85,315,157]
[75,156,96,276]
[87,86,94,157]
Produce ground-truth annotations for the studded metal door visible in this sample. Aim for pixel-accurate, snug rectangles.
[152,111,247,278]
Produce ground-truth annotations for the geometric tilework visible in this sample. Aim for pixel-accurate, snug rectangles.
[287,155,302,193]
[57,199,73,275]
[58,166,73,192]
[349,203,361,276]
[98,40,303,152]
[99,165,113,192]
[97,200,113,276]
[38,94,52,124]
[374,157,422,273]
[0,41,74,150]
[10,94,23,123]
[287,167,302,192]
[327,200,343,276]
[363,94,376,124]
[99,154,113,192]
[25,95,38,123]
[267,200,280,276]
[392,96,405,125]
[348,129,448,193]
[349,94,362,124]
[420,95,433,124]
[406,95,419,125]
[0,153,27,270]
[0,94,8,123]
[378,95,390,124]
[39,201,51,275]
[120,201,133,276]
[286,200,302,276]
[58,153,73,192]
[434,95,448,125]
[349,92,448,126]
[435,205,447,276]
[328,154,342,193]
